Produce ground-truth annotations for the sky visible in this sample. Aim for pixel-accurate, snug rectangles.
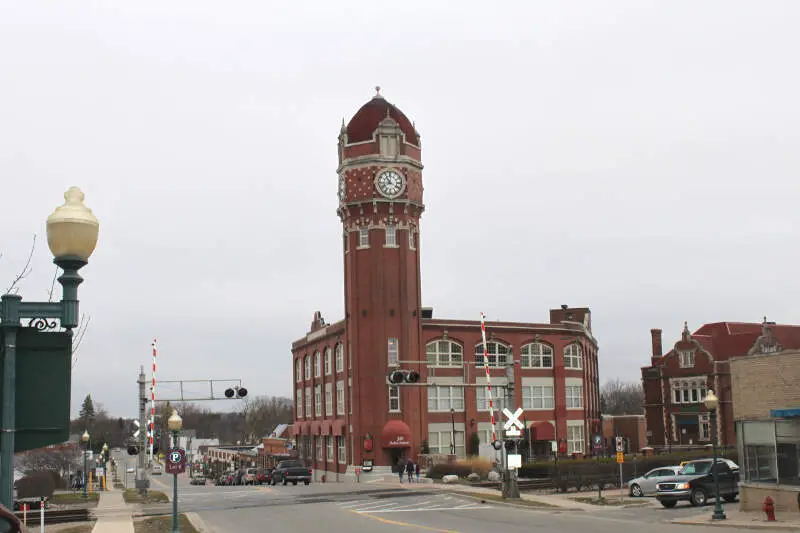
[1,1,799,419]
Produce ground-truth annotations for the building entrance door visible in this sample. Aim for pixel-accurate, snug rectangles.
[388,448,404,472]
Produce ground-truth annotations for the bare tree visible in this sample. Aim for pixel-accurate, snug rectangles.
[4,234,36,294]
[16,447,81,478]
[600,378,644,415]
[241,396,293,442]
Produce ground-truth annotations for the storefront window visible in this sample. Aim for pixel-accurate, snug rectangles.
[776,420,800,486]
[740,421,777,483]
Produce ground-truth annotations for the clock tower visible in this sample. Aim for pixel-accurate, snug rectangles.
[337,88,426,468]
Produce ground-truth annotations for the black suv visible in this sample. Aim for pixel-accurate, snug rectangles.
[656,458,740,508]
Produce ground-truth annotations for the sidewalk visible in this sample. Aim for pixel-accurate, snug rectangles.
[671,508,800,531]
[91,490,133,533]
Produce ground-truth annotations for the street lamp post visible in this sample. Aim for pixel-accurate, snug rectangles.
[704,390,726,521]
[449,408,456,455]
[0,187,99,509]
[168,410,183,533]
[102,443,109,490]
[81,431,90,498]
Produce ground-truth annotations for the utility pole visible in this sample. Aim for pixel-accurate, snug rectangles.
[502,363,520,499]
[137,367,149,495]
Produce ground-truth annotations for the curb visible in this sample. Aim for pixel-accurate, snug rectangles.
[439,488,582,511]
[186,512,216,533]
[671,519,800,531]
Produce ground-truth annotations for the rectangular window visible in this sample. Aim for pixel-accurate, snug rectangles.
[679,350,695,368]
[389,386,400,412]
[567,424,585,454]
[314,353,321,378]
[427,386,465,412]
[388,338,399,367]
[296,389,303,418]
[427,340,463,367]
[343,233,348,253]
[385,225,397,246]
[359,228,369,247]
[409,229,415,249]
[564,345,582,369]
[699,413,710,441]
[348,377,353,415]
[305,387,312,419]
[304,357,311,380]
[325,383,333,416]
[671,379,707,404]
[335,344,344,372]
[428,430,466,457]
[522,385,555,410]
[324,349,332,375]
[326,435,334,461]
[337,436,346,464]
[565,385,583,409]
[295,359,302,382]
[741,421,779,483]
[476,387,507,412]
[315,436,323,461]
[336,381,345,415]
[315,385,322,416]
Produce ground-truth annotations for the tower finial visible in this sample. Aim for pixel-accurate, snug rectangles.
[374,85,382,98]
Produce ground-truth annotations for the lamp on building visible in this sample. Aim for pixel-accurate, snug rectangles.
[703,390,725,521]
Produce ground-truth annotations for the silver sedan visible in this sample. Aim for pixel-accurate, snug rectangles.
[627,466,682,497]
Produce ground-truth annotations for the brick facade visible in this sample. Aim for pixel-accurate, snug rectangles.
[602,415,647,453]
[290,91,600,480]
[731,350,800,421]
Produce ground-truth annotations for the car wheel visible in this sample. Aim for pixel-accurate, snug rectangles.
[283,479,288,486]
[292,481,297,486]
[690,489,707,507]
[723,494,737,503]
[304,480,310,486]
[630,484,643,497]
[660,500,677,508]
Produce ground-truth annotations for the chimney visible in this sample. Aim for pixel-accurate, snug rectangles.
[650,328,662,365]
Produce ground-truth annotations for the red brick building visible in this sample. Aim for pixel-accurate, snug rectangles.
[642,319,800,452]
[601,415,647,454]
[290,90,600,480]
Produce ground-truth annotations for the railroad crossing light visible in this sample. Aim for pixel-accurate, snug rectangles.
[388,371,404,384]
[492,440,502,450]
[127,445,139,456]
[387,370,420,384]
[504,440,516,452]
[225,388,235,398]
[237,387,248,398]
[405,370,420,383]
[225,386,248,398]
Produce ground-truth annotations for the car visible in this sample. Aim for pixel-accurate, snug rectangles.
[270,460,311,486]
[627,466,682,497]
[152,465,163,475]
[189,475,206,486]
[656,458,740,508]
[126,467,135,473]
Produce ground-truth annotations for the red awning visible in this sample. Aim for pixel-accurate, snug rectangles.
[529,421,555,441]
[332,420,346,436]
[310,421,321,435]
[381,420,412,448]
[320,421,332,436]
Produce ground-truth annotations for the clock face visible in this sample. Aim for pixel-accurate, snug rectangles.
[338,174,346,201]
[375,169,405,198]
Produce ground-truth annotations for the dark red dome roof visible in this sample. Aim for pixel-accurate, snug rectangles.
[346,92,419,145]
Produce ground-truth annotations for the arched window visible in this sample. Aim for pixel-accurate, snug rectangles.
[426,340,463,367]
[564,344,582,369]
[304,355,311,380]
[520,343,554,368]
[334,343,344,372]
[295,358,302,382]
[314,351,321,378]
[474,341,511,367]
[324,347,332,375]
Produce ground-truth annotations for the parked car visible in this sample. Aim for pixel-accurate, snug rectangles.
[190,475,206,486]
[656,458,740,508]
[627,466,682,497]
[152,465,162,475]
[243,468,258,485]
[256,468,272,485]
[271,460,311,486]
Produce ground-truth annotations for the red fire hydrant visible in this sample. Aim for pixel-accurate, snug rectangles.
[763,496,775,521]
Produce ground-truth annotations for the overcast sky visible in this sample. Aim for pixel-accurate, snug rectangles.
[2,1,799,419]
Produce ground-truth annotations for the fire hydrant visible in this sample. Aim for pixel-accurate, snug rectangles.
[763,496,775,521]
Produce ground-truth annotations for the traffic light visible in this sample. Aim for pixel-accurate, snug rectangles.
[225,386,248,399]
[387,370,420,384]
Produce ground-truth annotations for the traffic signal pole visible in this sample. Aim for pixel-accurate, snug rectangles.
[502,364,520,500]
[137,367,149,495]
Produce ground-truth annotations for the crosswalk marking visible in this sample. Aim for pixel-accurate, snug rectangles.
[338,494,495,514]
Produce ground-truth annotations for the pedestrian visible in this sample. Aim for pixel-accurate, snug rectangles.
[397,459,404,483]
[415,462,421,482]
[406,459,414,483]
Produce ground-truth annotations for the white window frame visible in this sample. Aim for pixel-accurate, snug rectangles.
[326,435,334,461]
[343,232,349,253]
[428,430,466,457]
[358,227,369,248]
[427,386,465,412]
[409,228,416,250]
[567,423,585,454]
[670,378,707,404]
[314,351,321,378]
[385,225,397,247]
[335,343,344,373]
[564,344,583,369]
[295,359,302,382]
[304,356,311,380]
[324,347,332,375]
[522,385,555,410]
[474,341,510,367]
[337,435,346,463]
[388,338,399,367]
[304,386,312,419]
[389,386,401,412]
[336,381,345,415]
[426,339,463,367]
[699,413,711,441]
[520,343,554,369]
[296,389,303,418]
[476,387,507,412]
[315,436,323,460]
[325,383,333,416]
[565,385,583,409]
[314,385,322,416]
[679,350,695,368]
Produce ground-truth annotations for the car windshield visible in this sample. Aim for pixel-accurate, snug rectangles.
[679,462,711,475]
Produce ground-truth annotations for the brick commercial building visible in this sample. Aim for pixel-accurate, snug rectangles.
[642,319,800,453]
[290,90,600,481]
[601,415,647,454]
[731,322,800,514]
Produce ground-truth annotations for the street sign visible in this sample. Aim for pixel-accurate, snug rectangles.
[616,451,624,463]
[550,441,557,453]
[131,419,140,439]
[508,454,522,469]
[502,407,524,431]
[615,436,624,453]
[505,427,521,438]
[166,448,186,475]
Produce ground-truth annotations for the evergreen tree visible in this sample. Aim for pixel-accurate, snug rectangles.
[79,394,96,426]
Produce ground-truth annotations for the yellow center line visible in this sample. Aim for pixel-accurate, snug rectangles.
[349,510,464,533]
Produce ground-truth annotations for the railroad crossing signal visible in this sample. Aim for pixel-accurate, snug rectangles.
[615,436,624,453]
[502,408,524,431]
[131,419,140,439]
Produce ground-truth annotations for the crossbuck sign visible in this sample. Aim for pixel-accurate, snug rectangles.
[503,407,524,437]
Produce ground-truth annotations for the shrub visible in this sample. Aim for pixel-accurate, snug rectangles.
[426,463,472,479]
[15,472,56,499]
[460,457,493,479]
[468,433,481,457]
